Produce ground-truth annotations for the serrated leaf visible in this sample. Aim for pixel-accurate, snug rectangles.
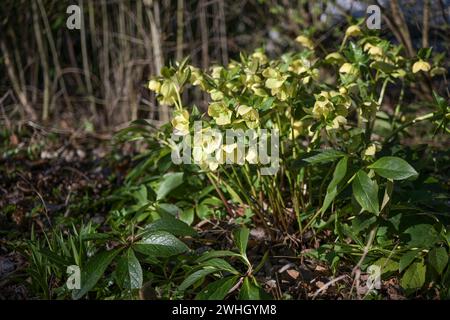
[320,156,348,213]
[368,157,418,180]
[72,249,121,300]
[156,172,184,200]
[134,231,188,257]
[401,261,426,291]
[428,247,448,275]
[195,276,239,300]
[126,249,143,289]
[352,170,379,214]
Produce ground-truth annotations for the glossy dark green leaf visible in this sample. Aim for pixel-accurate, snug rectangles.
[428,247,448,275]
[238,277,269,300]
[134,231,189,257]
[145,215,196,237]
[126,249,143,289]
[321,156,348,213]
[196,250,242,263]
[233,227,250,256]
[156,172,184,200]
[368,157,418,180]
[195,276,239,300]
[352,170,379,214]
[72,249,121,300]
[201,258,239,275]
[179,268,217,291]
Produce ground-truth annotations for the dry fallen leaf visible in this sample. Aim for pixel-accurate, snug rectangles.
[315,265,327,272]
[287,269,300,280]
[315,281,325,289]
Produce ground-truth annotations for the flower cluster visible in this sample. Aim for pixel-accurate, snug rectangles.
[147,26,446,171]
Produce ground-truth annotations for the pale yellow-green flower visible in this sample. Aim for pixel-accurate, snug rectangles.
[295,35,314,50]
[211,66,224,79]
[326,115,347,131]
[412,60,431,73]
[209,89,224,101]
[364,144,377,156]
[189,66,207,89]
[237,105,259,129]
[313,91,334,119]
[325,52,345,64]
[291,120,306,139]
[339,63,358,75]
[171,109,190,135]
[159,80,177,106]
[148,79,161,93]
[345,25,361,37]
[364,43,383,57]
[251,51,268,65]
[288,59,309,74]
[208,102,232,125]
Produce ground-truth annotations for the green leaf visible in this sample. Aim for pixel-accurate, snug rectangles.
[222,180,244,204]
[320,156,348,213]
[134,231,189,257]
[38,248,71,267]
[399,251,419,273]
[201,258,240,275]
[372,257,399,275]
[233,227,250,256]
[352,170,379,214]
[116,249,143,289]
[370,61,396,73]
[401,261,426,291]
[302,149,346,165]
[196,203,213,219]
[404,224,439,249]
[72,249,121,300]
[180,208,195,225]
[156,172,184,200]
[145,215,196,237]
[195,276,239,300]
[81,233,115,242]
[179,268,218,291]
[126,249,143,289]
[428,247,448,275]
[368,157,418,180]
[196,250,242,263]
[238,277,269,300]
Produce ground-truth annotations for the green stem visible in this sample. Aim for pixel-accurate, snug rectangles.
[385,112,436,143]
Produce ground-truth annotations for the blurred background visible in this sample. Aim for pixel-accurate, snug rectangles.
[0,0,449,132]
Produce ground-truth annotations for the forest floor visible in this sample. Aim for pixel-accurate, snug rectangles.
[0,127,409,300]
